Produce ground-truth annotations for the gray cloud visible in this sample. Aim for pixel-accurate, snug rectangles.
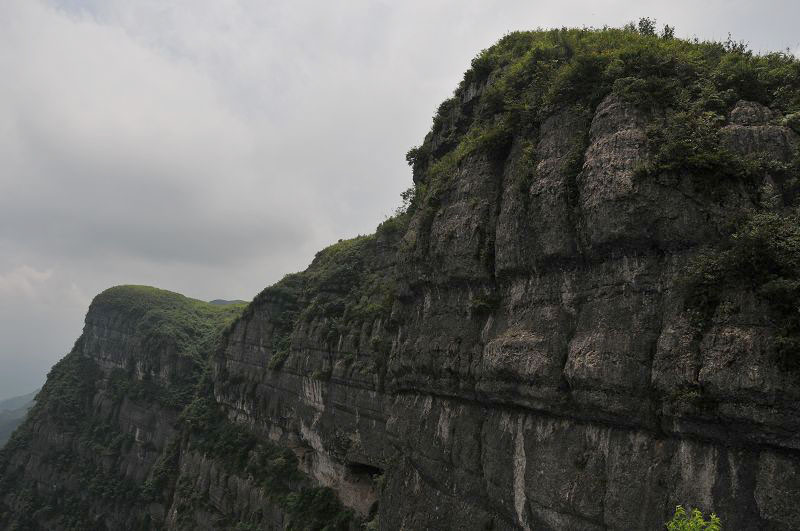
[1,0,799,398]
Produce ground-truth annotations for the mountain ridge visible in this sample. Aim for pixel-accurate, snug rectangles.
[0,390,37,447]
[0,390,38,413]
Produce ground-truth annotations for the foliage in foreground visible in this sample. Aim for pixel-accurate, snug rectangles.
[666,505,721,531]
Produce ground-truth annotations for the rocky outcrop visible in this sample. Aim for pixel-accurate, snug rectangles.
[206,89,800,530]
[0,287,342,530]
[212,73,800,529]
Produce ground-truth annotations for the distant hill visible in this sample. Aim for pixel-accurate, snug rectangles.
[0,389,38,412]
[0,389,37,446]
[208,299,248,306]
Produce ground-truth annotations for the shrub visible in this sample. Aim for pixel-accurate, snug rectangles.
[267,349,290,370]
[683,211,800,368]
[666,505,721,531]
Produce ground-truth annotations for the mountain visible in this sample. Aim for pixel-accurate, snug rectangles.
[208,299,249,306]
[0,390,37,447]
[0,390,38,414]
[2,25,800,530]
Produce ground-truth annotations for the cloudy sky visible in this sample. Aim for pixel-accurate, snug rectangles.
[1,0,798,399]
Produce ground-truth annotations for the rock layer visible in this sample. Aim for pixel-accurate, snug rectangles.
[209,92,800,530]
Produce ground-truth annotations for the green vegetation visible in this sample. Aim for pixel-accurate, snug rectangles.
[97,286,245,409]
[8,21,800,529]
[108,367,196,409]
[139,437,180,501]
[406,20,800,220]
[243,232,398,378]
[267,347,290,370]
[666,505,721,531]
[26,347,99,427]
[282,487,354,530]
[246,272,306,371]
[1,284,359,529]
[402,20,800,367]
[94,285,245,364]
[0,286,252,529]
[684,210,800,368]
[637,96,799,194]
[180,378,354,530]
[0,399,34,447]
[0,343,138,528]
[303,235,398,365]
[187,414,293,486]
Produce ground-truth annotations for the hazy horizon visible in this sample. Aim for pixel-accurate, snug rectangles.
[1,0,799,397]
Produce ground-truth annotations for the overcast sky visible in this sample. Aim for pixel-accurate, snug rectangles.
[1,0,798,399]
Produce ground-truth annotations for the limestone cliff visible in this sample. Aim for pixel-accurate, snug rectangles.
[0,287,354,530]
[3,26,800,530]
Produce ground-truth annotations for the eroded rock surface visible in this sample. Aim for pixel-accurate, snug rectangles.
[205,94,800,530]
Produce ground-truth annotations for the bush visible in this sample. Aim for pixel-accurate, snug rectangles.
[684,211,800,368]
[666,505,721,531]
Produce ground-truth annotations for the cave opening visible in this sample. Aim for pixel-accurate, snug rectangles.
[346,462,383,479]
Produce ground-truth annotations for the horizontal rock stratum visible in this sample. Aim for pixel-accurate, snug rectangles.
[3,26,800,530]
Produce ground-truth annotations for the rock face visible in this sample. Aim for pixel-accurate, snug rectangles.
[3,28,800,530]
[0,287,347,530]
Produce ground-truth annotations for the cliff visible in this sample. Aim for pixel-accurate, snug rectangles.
[3,26,800,530]
[0,287,353,529]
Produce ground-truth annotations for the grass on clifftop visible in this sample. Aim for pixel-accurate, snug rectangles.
[93,285,246,363]
[244,233,398,374]
[2,286,246,442]
[406,19,800,211]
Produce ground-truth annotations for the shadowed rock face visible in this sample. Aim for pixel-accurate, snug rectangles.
[0,288,300,530]
[3,30,800,530]
[211,92,800,530]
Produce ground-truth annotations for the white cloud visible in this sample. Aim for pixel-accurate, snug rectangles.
[0,264,90,397]
[0,0,309,268]
[0,266,53,299]
[0,265,89,308]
